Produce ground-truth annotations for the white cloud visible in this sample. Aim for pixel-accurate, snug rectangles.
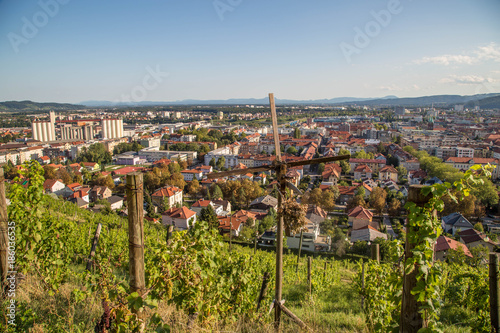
[439,75,497,85]
[378,85,403,91]
[415,42,500,66]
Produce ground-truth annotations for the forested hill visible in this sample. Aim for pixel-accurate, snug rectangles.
[0,100,84,112]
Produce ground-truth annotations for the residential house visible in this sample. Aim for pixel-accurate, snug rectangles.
[434,235,472,261]
[89,186,112,202]
[379,165,398,182]
[458,228,497,252]
[349,158,386,173]
[181,169,203,181]
[151,186,183,208]
[353,164,372,180]
[107,196,124,210]
[218,216,245,236]
[408,169,427,185]
[43,179,65,195]
[445,157,499,179]
[249,195,278,211]
[348,206,376,230]
[322,163,341,185]
[69,187,90,203]
[442,212,474,236]
[82,162,100,171]
[305,205,328,225]
[287,217,330,252]
[191,199,223,216]
[39,156,50,165]
[350,226,387,242]
[162,207,197,230]
[212,199,232,216]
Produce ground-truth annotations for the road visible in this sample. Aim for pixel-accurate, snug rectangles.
[382,214,397,239]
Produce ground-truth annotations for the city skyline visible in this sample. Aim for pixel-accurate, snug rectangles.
[0,0,499,103]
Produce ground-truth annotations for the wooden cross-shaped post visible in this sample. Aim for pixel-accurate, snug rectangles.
[206,93,350,330]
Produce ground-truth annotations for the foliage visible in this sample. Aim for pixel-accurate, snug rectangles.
[77,143,112,165]
[200,205,219,229]
[369,187,387,215]
[113,142,143,155]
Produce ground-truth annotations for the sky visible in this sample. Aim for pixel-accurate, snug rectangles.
[0,0,499,104]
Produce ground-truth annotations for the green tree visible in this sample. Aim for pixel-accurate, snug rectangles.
[78,143,112,165]
[286,146,298,155]
[474,222,484,233]
[317,163,325,175]
[200,205,219,229]
[216,156,226,170]
[293,127,301,139]
[212,185,223,200]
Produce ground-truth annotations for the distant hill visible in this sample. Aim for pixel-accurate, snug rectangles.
[346,93,500,108]
[80,95,399,107]
[464,95,500,109]
[0,100,84,112]
[81,93,500,108]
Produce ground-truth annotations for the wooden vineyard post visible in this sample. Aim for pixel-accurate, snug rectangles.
[323,261,327,279]
[256,271,271,311]
[86,223,102,271]
[0,169,7,294]
[490,253,500,333]
[166,225,173,245]
[203,92,350,332]
[254,220,259,255]
[361,261,366,309]
[400,185,432,332]
[307,256,312,295]
[371,243,380,263]
[296,230,303,274]
[126,173,146,330]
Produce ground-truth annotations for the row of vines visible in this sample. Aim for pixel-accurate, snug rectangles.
[357,165,495,333]
[1,161,350,332]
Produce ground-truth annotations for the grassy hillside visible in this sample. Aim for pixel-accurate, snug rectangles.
[0,100,84,112]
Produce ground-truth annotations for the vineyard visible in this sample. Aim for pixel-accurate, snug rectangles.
[0,161,496,332]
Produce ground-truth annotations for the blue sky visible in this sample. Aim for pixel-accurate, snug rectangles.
[0,0,499,103]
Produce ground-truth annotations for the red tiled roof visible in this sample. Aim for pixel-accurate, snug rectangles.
[380,165,397,173]
[43,179,63,191]
[191,199,212,208]
[435,235,472,257]
[113,166,144,175]
[347,206,373,220]
[163,206,196,219]
[152,186,182,198]
[354,164,372,173]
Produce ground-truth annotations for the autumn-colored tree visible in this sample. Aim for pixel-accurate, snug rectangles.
[440,191,476,220]
[369,187,387,215]
[56,168,72,185]
[321,190,337,212]
[346,195,366,211]
[388,198,402,216]
[43,165,56,179]
[187,179,200,197]
[144,172,161,193]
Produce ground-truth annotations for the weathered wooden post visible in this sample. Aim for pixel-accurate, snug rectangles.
[307,256,312,295]
[361,261,366,309]
[400,185,432,332]
[256,271,270,311]
[371,243,380,263]
[323,261,327,279]
[490,253,500,333]
[0,169,8,294]
[166,225,173,245]
[86,223,102,271]
[126,173,146,330]
[296,230,303,274]
[254,221,259,255]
